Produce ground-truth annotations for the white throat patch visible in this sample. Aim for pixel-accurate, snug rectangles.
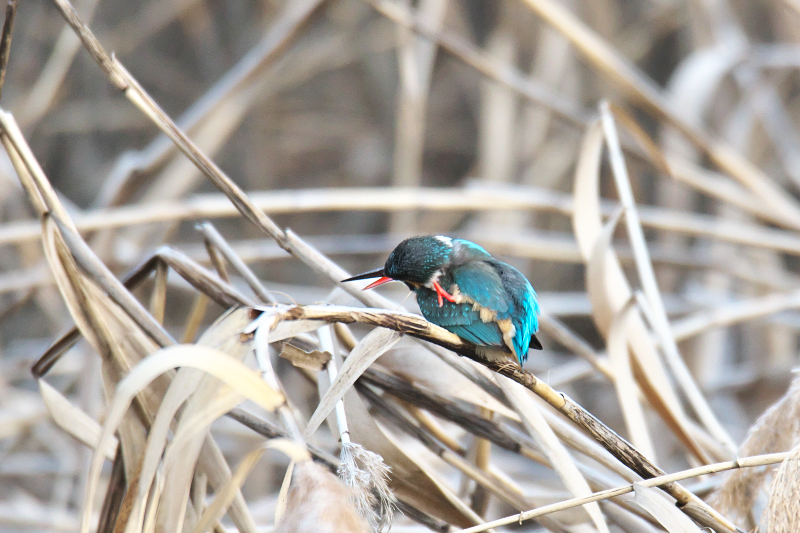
[425,268,444,288]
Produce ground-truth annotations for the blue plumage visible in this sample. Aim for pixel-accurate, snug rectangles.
[343,236,542,365]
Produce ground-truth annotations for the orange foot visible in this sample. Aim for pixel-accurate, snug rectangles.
[432,281,456,307]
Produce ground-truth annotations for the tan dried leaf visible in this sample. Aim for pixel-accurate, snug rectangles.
[279,343,332,371]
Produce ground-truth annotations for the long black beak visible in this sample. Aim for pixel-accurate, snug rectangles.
[341,268,395,290]
[341,268,385,283]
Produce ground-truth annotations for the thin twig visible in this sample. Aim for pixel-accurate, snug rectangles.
[197,222,276,303]
[0,0,18,100]
[457,452,792,533]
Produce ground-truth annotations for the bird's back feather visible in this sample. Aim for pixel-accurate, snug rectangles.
[416,251,540,364]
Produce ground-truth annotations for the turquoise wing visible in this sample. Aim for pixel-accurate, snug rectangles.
[454,259,540,363]
[493,260,540,362]
[416,255,541,364]
[415,288,505,347]
[450,261,511,315]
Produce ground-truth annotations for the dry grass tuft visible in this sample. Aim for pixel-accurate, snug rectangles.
[758,443,800,533]
[713,372,800,527]
[338,442,396,532]
[276,460,369,533]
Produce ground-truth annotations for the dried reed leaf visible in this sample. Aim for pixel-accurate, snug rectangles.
[500,377,611,533]
[586,203,624,335]
[162,387,246,532]
[43,217,173,487]
[633,483,703,532]
[41,216,109,366]
[38,379,118,460]
[124,366,210,533]
[191,439,310,533]
[304,328,402,439]
[573,119,704,461]
[80,345,283,533]
[663,33,744,136]
[193,308,262,533]
[279,343,331,371]
[608,297,655,461]
[155,326,265,533]
[196,443,260,533]
[603,103,735,456]
[274,460,295,526]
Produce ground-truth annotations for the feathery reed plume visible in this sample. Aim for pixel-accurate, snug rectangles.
[759,443,800,532]
[319,325,396,532]
[338,442,395,533]
[713,371,800,525]
[275,460,369,533]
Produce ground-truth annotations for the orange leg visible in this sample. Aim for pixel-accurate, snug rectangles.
[432,281,456,307]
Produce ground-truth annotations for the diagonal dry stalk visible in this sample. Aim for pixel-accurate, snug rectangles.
[364,0,586,127]
[251,303,741,532]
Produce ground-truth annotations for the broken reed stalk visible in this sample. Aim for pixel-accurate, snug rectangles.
[43,2,738,529]
[254,304,741,533]
[458,451,791,533]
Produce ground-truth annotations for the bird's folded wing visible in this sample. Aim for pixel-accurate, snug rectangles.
[451,261,510,315]
[416,290,506,348]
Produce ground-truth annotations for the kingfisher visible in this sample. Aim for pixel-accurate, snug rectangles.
[342,236,542,366]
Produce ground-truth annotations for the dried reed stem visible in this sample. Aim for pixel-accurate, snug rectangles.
[459,451,790,533]
[256,303,741,533]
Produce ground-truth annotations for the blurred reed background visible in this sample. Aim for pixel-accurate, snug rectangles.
[3,0,800,532]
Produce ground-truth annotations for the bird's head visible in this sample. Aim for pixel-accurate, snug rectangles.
[342,235,454,290]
